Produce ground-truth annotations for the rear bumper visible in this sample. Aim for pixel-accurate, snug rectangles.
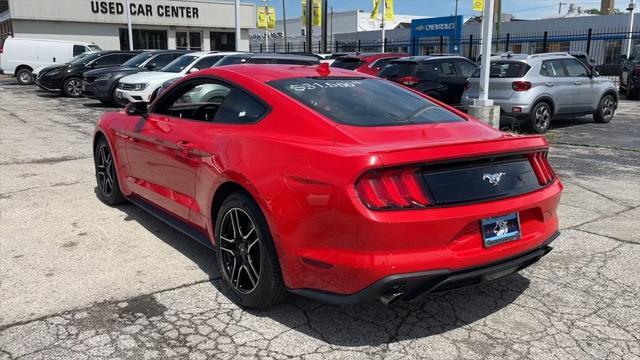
[291,232,558,305]
[461,96,532,115]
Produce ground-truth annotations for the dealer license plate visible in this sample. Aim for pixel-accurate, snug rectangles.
[481,212,521,248]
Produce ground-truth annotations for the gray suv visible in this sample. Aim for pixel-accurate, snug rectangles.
[462,53,618,133]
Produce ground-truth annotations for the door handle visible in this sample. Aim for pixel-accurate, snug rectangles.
[545,82,555,87]
[574,81,582,85]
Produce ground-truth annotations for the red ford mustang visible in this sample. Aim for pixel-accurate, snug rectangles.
[94,64,562,308]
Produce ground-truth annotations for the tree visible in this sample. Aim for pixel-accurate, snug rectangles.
[584,8,601,14]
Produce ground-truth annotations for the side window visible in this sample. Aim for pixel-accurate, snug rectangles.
[438,62,457,76]
[214,89,268,124]
[190,56,223,71]
[456,60,477,77]
[154,79,233,122]
[73,45,86,56]
[120,53,136,62]
[540,60,566,77]
[563,59,588,77]
[91,54,122,67]
[148,54,175,68]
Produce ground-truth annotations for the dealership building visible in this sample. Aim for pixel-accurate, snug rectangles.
[0,0,256,51]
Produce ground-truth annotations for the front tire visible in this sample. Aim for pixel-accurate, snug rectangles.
[215,193,286,308]
[594,94,616,123]
[528,101,552,134]
[94,138,126,205]
[63,77,83,98]
[16,68,33,85]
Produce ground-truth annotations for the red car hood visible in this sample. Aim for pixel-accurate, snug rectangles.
[334,120,549,167]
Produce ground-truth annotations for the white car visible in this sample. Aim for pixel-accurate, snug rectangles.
[115,51,240,104]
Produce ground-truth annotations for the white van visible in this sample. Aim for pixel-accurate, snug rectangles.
[0,38,101,84]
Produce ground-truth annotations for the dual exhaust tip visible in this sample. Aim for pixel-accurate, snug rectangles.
[379,286,407,306]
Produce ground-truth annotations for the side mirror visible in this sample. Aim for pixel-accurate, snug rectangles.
[125,101,148,116]
[590,67,599,78]
[188,67,199,74]
[145,63,157,70]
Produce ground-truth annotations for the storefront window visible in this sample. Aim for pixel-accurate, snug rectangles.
[176,31,202,50]
[119,29,167,50]
[210,32,236,51]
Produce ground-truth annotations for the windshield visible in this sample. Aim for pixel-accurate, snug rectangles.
[472,61,530,78]
[378,62,418,77]
[269,77,464,126]
[161,55,198,73]
[69,52,102,66]
[330,58,365,70]
[122,52,155,68]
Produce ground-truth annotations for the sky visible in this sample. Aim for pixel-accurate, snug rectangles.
[246,0,623,21]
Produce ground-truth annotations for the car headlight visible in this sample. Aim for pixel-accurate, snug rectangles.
[132,83,148,91]
[96,73,112,81]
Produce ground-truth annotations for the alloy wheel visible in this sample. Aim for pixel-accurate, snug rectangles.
[66,79,82,97]
[601,96,615,122]
[18,71,31,84]
[219,207,262,294]
[534,105,551,132]
[96,144,115,197]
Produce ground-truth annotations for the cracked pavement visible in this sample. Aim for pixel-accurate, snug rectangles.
[1,76,639,359]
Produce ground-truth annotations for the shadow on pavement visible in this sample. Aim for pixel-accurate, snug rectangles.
[99,188,530,346]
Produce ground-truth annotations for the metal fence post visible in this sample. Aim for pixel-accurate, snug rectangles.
[439,35,444,53]
[384,38,388,53]
[505,33,510,52]
[303,41,306,52]
[335,40,338,53]
[542,31,548,53]
[260,43,263,53]
[586,28,592,55]
[273,42,276,53]
[358,40,361,53]
[468,34,473,59]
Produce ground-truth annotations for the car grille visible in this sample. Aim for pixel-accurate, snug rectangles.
[117,83,136,90]
[420,153,547,206]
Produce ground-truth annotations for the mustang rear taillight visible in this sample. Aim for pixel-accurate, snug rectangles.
[528,152,555,185]
[355,168,431,210]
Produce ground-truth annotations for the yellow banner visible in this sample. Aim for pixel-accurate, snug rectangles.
[384,0,394,21]
[472,0,484,12]
[370,0,380,20]
[257,7,266,29]
[302,0,322,27]
[266,6,276,30]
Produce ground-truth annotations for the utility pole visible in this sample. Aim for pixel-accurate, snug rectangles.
[627,0,636,57]
[330,6,334,51]
[125,0,133,50]
[235,0,241,51]
[305,0,312,53]
[261,0,269,52]
[282,0,287,50]
[454,0,459,54]
[381,0,386,53]
[321,0,328,53]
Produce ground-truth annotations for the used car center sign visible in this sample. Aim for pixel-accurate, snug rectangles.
[8,0,255,28]
[90,1,199,19]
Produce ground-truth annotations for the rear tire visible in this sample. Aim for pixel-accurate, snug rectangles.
[94,137,126,206]
[528,101,552,134]
[16,68,33,85]
[63,77,83,98]
[215,192,286,309]
[594,94,616,123]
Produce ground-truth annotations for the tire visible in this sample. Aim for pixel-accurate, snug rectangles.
[16,68,33,85]
[528,101,552,134]
[215,192,286,309]
[63,77,83,98]
[94,137,126,206]
[594,94,616,124]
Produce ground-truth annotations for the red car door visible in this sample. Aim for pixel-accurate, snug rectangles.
[123,80,229,220]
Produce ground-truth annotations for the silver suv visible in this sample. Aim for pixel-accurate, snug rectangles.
[462,53,618,133]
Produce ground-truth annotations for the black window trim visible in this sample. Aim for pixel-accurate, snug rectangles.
[150,75,272,125]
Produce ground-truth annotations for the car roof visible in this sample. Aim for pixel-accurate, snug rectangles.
[195,64,375,83]
[224,53,320,62]
[490,52,575,63]
[393,55,470,62]
[338,52,408,61]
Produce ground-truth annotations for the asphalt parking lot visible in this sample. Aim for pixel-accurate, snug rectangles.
[0,76,639,360]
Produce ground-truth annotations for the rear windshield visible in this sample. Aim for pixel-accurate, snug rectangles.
[216,56,249,66]
[472,61,530,78]
[269,77,463,126]
[330,57,365,70]
[378,62,418,77]
[161,55,198,73]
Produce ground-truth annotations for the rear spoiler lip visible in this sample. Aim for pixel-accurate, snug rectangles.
[374,136,549,168]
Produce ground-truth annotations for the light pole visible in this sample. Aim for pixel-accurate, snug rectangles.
[125,0,133,50]
[626,0,636,57]
[454,0,459,54]
[477,0,495,107]
[381,0,386,53]
[235,0,241,51]
[262,0,269,52]
[282,0,287,50]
